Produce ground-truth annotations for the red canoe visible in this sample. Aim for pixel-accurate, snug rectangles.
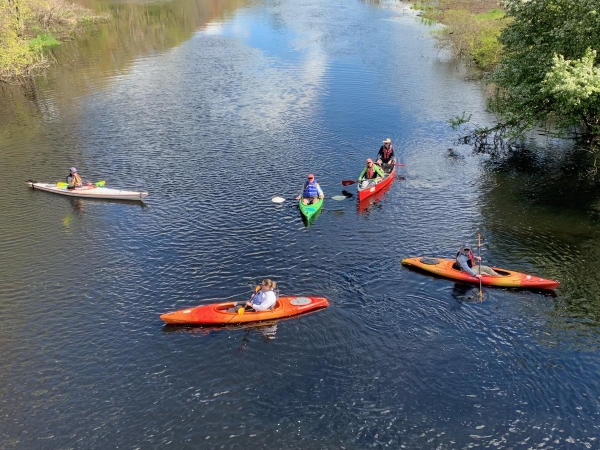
[402,257,560,289]
[357,165,396,201]
[160,296,329,325]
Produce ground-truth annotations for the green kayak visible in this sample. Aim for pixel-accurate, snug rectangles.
[298,198,323,220]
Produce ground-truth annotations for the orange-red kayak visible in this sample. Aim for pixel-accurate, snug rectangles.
[401,257,559,289]
[160,296,329,325]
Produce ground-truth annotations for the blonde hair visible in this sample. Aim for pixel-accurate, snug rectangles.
[261,279,277,290]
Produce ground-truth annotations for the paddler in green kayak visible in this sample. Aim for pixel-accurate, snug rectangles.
[456,244,499,277]
[296,173,324,205]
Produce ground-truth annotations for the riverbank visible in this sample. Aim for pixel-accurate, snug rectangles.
[417,0,508,72]
[0,0,108,84]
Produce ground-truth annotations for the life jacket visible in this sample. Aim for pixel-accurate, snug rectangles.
[381,145,393,161]
[303,180,319,197]
[455,250,475,268]
[67,173,82,187]
[365,166,377,179]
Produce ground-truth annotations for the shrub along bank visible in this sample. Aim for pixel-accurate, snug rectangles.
[0,0,107,83]
[415,0,508,72]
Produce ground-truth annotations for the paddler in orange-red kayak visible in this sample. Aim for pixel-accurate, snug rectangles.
[455,244,500,278]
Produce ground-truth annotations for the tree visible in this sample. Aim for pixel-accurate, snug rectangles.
[487,0,600,141]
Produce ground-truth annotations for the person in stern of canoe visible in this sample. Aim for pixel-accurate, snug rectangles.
[359,158,385,186]
[245,279,278,311]
[376,138,395,172]
[296,173,324,205]
[456,244,500,277]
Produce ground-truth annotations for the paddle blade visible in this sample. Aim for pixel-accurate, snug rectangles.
[331,195,346,201]
[56,182,68,188]
[95,180,106,187]
[238,307,245,316]
[272,197,286,203]
[341,180,357,186]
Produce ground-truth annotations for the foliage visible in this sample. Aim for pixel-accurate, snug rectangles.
[488,0,600,142]
[423,1,508,72]
[0,0,107,83]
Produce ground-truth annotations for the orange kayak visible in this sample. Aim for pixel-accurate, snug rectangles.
[401,257,559,289]
[160,296,329,325]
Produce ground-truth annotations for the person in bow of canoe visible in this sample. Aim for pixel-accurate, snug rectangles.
[245,279,278,311]
[296,173,324,205]
[456,244,500,278]
[376,138,395,172]
[359,158,385,186]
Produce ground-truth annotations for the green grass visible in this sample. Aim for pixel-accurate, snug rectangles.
[28,33,61,54]
[476,9,505,20]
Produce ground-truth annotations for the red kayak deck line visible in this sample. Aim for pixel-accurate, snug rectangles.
[357,165,396,201]
[160,296,329,325]
[402,257,559,289]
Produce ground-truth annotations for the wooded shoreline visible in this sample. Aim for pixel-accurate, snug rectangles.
[0,0,108,83]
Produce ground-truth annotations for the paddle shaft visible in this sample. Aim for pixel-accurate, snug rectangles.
[478,233,482,300]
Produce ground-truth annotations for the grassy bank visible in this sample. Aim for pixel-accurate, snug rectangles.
[415,0,509,72]
[0,0,108,83]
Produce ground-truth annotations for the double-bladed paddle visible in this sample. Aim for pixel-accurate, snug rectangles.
[272,196,346,203]
[56,180,106,188]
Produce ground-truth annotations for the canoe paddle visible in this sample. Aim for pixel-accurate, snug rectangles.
[272,196,346,203]
[238,285,261,316]
[477,233,483,302]
[56,180,106,188]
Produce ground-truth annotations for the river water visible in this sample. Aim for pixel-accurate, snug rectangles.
[1,0,599,448]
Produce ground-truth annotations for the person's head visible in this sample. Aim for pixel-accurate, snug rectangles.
[70,167,77,174]
[366,158,373,166]
[307,174,315,182]
[383,138,392,147]
[261,279,276,291]
[460,244,472,254]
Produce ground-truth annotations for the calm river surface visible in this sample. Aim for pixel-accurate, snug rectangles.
[1,0,600,448]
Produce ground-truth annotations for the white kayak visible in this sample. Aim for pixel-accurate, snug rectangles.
[26,181,148,201]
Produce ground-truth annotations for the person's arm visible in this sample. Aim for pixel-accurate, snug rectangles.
[316,183,324,198]
[457,255,477,276]
[375,165,385,177]
[251,291,276,311]
[358,168,367,180]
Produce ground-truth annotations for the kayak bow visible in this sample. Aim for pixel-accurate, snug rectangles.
[298,198,323,220]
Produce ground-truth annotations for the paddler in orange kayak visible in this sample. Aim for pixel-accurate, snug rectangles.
[456,244,499,277]
[245,279,278,311]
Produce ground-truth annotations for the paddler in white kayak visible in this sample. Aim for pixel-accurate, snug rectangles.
[456,244,499,278]
[66,167,95,190]
[296,173,324,205]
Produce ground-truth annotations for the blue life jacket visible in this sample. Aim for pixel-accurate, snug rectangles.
[303,180,319,197]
